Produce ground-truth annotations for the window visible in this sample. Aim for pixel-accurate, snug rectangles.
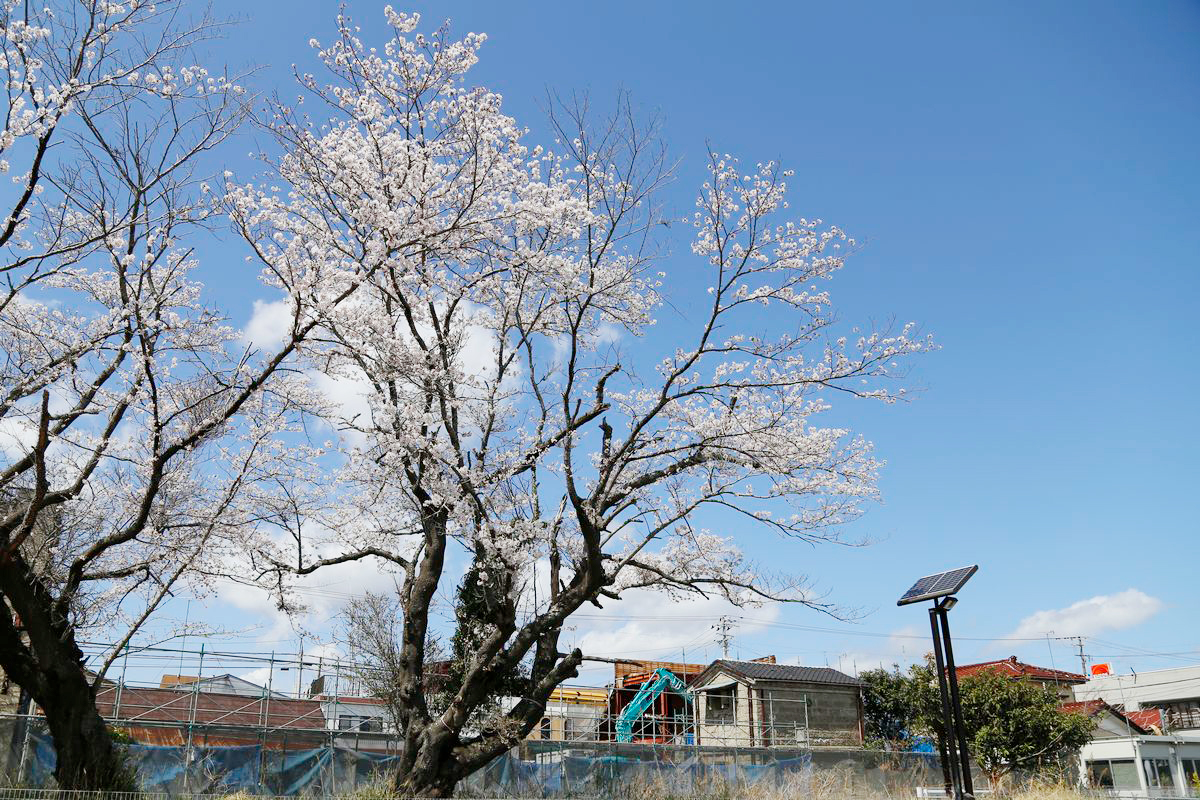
[1086,760,1138,790]
[1143,758,1174,789]
[1088,761,1114,788]
[537,717,551,740]
[705,686,736,725]
[338,714,382,732]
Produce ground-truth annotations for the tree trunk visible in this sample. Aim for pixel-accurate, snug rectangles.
[0,554,134,791]
[38,670,132,790]
[391,736,461,798]
[389,722,516,799]
[393,766,459,799]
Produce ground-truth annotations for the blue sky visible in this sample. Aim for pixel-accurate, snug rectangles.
[117,0,1200,690]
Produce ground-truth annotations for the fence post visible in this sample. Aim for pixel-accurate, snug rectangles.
[183,644,204,793]
[258,651,273,791]
[330,657,341,796]
[114,644,129,720]
[15,692,32,785]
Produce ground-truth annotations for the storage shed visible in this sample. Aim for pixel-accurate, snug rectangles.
[691,660,863,748]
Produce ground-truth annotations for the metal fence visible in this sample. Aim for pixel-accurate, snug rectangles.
[0,646,922,796]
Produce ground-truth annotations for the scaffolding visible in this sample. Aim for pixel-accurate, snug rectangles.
[0,644,885,795]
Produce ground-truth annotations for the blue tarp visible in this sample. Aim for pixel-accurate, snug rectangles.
[12,727,939,797]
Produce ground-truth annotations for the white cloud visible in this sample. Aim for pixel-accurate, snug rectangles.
[568,590,781,666]
[1004,589,1164,640]
[0,417,37,461]
[239,667,273,688]
[204,529,408,646]
[307,369,374,429]
[242,298,292,350]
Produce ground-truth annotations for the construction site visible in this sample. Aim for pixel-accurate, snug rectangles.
[0,646,937,796]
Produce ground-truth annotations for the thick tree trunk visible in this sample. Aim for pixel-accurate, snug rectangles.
[392,765,459,799]
[391,735,462,798]
[390,722,517,799]
[0,554,134,791]
[38,669,131,790]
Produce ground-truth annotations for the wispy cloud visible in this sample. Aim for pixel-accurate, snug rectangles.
[1003,589,1164,640]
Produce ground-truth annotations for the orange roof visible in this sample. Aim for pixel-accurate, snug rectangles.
[548,687,609,707]
[159,674,199,688]
[614,656,776,687]
[1060,700,1152,734]
[1123,708,1164,732]
[955,656,1085,684]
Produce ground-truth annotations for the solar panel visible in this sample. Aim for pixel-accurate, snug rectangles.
[896,565,978,606]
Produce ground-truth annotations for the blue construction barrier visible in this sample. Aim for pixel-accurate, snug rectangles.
[3,721,940,797]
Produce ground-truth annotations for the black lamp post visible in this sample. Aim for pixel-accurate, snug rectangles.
[898,565,979,800]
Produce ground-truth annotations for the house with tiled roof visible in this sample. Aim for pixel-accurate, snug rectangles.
[1073,664,1200,735]
[954,655,1086,702]
[1060,699,1151,738]
[691,659,863,748]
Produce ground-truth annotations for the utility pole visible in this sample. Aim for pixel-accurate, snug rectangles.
[1075,637,1088,675]
[712,616,735,658]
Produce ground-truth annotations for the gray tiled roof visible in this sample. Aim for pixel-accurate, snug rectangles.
[703,660,861,686]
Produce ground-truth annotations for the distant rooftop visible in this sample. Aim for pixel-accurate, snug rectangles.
[955,656,1085,684]
[698,659,861,687]
[1060,699,1151,734]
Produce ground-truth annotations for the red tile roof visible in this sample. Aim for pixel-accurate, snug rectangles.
[1123,708,1165,732]
[1060,700,1154,734]
[955,655,1086,684]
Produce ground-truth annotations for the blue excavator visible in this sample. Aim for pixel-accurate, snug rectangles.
[615,667,691,743]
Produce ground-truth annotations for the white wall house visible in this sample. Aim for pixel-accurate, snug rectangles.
[314,695,391,732]
[692,661,862,748]
[1079,735,1200,797]
[1074,666,1200,735]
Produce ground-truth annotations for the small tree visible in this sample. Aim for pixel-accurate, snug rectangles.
[958,670,1095,788]
[442,555,528,709]
[859,666,918,749]
[905,661,1096,788]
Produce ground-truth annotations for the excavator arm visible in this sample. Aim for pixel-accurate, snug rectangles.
[615,668,690,743]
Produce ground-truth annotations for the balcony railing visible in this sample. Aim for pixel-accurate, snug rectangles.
[1165,708,1200,732]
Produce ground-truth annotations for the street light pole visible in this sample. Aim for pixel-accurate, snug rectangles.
[929,606,963,798]
[936,602,974,799]
[897,566,979,800]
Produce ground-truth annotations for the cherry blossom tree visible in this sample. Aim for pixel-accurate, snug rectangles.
[239,9,933,797]
[0,0,368,789]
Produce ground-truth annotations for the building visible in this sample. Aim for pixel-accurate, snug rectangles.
[954,656,1086,702]
[691,660,862,748]
[1079,735,1200,796]
[93,680,327,747]
[313,694,390,733]
[1073,665,1200,734]
[159,673,288,698]
[527,687,608,743]
[603,659,709,744]
[1060,700,1151,739]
